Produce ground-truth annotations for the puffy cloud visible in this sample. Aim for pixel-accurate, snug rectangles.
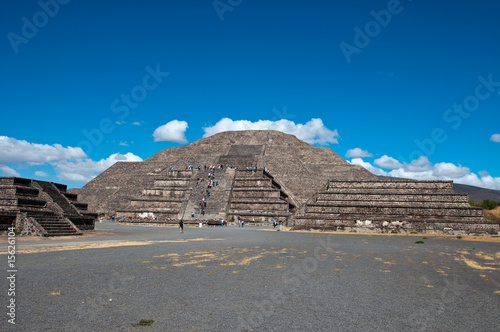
[345,148,373,158]
[349,155,500,190]
[0,136,86,165]
[56,152,142,182]
[374,155,403,169]
[405,156,432,172]
[132,122,141,126]
[432,162,470,178]
[350,158,387,176]
[153,120,188,144]
[203,118,339,145]
[490,134,500,142]
[0,165,20,177]
[35,171,49,177]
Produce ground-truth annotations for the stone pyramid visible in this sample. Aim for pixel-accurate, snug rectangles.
[74,130,498,235]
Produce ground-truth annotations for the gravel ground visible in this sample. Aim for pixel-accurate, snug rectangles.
[1,222,499,332]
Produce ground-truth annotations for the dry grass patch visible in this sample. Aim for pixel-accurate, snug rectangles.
[485,206,500,221]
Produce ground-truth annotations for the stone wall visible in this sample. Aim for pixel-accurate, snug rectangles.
[15,213,48,236]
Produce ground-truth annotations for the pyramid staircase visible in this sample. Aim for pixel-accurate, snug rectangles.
[292,180,499,234]
[227,169,297,225]
[181,167,235,224]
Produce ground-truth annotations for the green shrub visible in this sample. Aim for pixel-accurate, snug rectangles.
[469,199,500,210]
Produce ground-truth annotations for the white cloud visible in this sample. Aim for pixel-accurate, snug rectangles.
[349,155,500,190]
[119,142,129,146]
[432,162,470,178]
[203,118,339,145]
[0,165,20,177]
[35,171,49,177]
[153,120,189,144]
[374,155,403,169]
[478,171,489,177]
[350,158,387,176]
[56,152,142,182]
[132,122,141,126]
[405,156,432,172]
[0,136,86,165]
[490,134,500,142]
[345,148,373,158]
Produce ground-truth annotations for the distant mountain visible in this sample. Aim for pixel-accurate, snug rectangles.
[377,176,500,202]
[451,183,500,202]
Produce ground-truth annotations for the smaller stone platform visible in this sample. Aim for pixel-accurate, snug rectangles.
[0,177,97,236]
[292,180,499,235]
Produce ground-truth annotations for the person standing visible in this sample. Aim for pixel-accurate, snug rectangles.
[179,220,184,233]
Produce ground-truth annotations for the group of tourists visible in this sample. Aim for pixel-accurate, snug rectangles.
[193,165,224,217]
[185,164,224,171]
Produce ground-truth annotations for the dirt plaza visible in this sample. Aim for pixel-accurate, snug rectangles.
[2,222,499,331]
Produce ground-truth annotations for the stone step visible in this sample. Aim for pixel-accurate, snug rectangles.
[36,220,67,225]
[316,193,468,202]
[308,201,472,209]
[15,186,40,196]
[231,199,288,204]
[321,189,458,195]
[230,203,290,212]
[295,212,486,221]
[327,181,454,191]
[228,210,292,217]
[17,198,47,207]
[130,197,183,202]
[46,230,81,236]
[295,219,488,227]
[232,187,280,192]
[42,226,75,231]
[292,219,499,234]
[302,206,484,217]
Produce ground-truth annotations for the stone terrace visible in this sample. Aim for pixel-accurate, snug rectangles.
[293,180,498,235]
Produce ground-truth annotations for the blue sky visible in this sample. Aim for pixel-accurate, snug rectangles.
[1,0,499,190]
